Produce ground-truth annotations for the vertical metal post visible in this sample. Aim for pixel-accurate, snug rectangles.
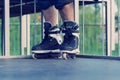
[118,0,120,56]
[110,0,115,55]
[1,11,4,56]
[110,0,112,56]
[82,0,85,54]
[101,0,105,55]
[20,6,30,56]
[2,0,10,56]
[20,14,30,55]
[105,2,108,56]
[26,15,30,55]
[21,15,27,55]
[106,0,111,56]
[74,0,80,54]
[20,0,24,55]
[33,0,37,45]
[106,0,115,56]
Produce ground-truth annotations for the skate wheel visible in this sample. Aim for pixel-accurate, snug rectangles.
[62,53,76,60]
[62,53,68,60]
[70,54,76,59]
[32,53,37,59]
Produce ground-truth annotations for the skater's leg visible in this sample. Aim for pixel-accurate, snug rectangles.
[54,0,74,21]
[32,1,62,53]
[55,1,80,54]
[59,2,74,21]
[43,6,58,26]
[37,0,58,26]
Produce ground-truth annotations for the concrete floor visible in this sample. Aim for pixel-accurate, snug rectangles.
[0,58,120,80]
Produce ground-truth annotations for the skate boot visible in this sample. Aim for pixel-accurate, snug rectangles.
[60,21,80,59]
[32,22,62,58]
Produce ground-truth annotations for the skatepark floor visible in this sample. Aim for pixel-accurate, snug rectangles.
[0,57,120,80]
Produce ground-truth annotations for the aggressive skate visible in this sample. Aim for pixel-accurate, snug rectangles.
[32,22,62,59]
[60,21,80,60]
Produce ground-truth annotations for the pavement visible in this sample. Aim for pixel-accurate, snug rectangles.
[0,57,120,80]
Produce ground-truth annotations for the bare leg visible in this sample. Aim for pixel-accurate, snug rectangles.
[43,6,58,26]
[59,3,74,21]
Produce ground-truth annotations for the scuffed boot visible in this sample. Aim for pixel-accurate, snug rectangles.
[32,22,62,53]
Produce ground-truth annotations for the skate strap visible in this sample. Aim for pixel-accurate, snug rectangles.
[62,29,79,34]
[45,31,60,35]
[45,27,61,35]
